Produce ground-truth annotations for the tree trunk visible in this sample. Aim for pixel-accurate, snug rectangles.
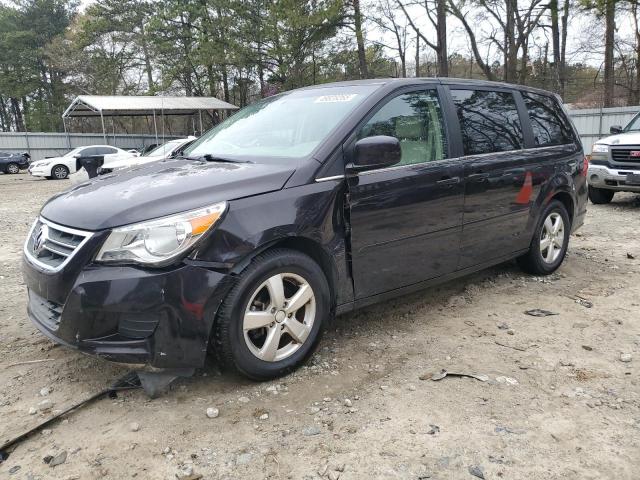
[632,1,640,104]
[140,23,155,93]
[604,0,616,107]
[550,0,561,93]
[415,33,420,77]
[504,0,517,82]
[11,97,25,132]
[353,0,368,78]
[559,0,570,98]
[436,0,448,76]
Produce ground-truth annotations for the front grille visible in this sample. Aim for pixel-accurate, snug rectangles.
[611,148,640,163]
[28,290,63,331]
[24,218,93,272]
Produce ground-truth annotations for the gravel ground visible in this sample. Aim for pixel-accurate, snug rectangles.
[0,172,639,480]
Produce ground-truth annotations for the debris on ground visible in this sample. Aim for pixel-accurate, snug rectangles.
[206,407,219,419]
[421,369,489,382]
[468,465,485,479]
[48,451,67,468]
[620,353,632,363]
[524,309,558,317]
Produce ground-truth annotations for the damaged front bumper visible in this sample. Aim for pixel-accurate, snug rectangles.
[23,256,234,369]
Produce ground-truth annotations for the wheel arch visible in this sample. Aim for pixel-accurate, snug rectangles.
[549,190,575,224]
[230,236,339,312]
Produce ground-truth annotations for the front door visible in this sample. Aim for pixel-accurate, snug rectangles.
[347,88,464,299]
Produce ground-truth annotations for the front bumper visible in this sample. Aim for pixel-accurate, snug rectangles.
[29,166,50,177]
[23,255,234,369]
[587,164,640,192]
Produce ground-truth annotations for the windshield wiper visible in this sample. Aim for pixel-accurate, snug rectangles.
[179,154,250,164]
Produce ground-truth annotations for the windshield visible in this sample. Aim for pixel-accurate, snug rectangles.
[185,85,377,161]
[625,113,640,132]
[64,147,85,157]
[145,140,183,157]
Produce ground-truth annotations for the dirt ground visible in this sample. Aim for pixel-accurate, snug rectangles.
[0,172,638,480]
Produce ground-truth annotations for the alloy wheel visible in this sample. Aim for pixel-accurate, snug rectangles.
[540,212,564,263]
[53,166,67,179]
[243,272,316,362]
[7,163,19,174]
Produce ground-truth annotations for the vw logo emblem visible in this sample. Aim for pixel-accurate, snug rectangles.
[32,224,49,257]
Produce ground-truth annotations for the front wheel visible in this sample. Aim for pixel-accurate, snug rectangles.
[212,248,330,380]
[517,200,571,275]
[51,165,69,180]
[6,162,19,174]
[588,185,614,204]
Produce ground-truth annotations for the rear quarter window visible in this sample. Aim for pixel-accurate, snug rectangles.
[522,92,575,146]
[450,89,524,155]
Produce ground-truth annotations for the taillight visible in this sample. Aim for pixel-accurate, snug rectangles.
[581,156,589,176]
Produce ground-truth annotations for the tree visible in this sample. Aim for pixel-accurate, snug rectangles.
[398,0,448,76]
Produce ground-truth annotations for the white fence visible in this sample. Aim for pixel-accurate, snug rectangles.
[567,106,639,153]
[1,105,639,161]
[0,132,180,161]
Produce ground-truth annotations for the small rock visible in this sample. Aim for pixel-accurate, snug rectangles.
[468,465,485,479]
[38,399,53,412]
[408,384,416,391]
[495,376,519,385]
[627,252,635,259]
[308,406,321,414]
[582,345,593,351]
[343,398,353,407]
[302,426,321,436]
[28,407,37,415]
[49,451,67,468]
[259,413,269,420]
[8,465,20,474]
[427,424,440,435]
[43,455,54,464]
[380,385,388,391]
[39,387,51,397]
[129,422,140,432]
[238,396,250,403]
[620,353,632,363]
[236,452,254,465]
[206,407,220,418]
[176,465,202,480]
[335,463,346,472]
[41,429,52,436]
[497,322,509,330]
[328,472,340,480]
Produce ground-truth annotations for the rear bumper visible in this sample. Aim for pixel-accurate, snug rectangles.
[588,164,640,192]
[23,257,234,368]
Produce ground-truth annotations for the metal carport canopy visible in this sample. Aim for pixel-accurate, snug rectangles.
[62,95,238,118]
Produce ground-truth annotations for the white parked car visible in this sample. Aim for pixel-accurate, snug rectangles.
[28,145,138,180]
[97,137,197,175]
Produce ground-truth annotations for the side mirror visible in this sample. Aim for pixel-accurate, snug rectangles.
[72,154,81,159]
[610,125,623,134]
[349,135,401,172]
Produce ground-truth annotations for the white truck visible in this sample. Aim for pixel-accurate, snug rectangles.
[588,114,640,203]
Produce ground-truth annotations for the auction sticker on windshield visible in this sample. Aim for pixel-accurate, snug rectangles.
[314,94,358,103]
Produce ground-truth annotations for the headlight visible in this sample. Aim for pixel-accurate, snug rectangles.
[96,202,227,266]
[36,161,51,167]
[592,144,609,153]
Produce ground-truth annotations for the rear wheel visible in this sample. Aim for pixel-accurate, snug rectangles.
[51,165,69,180]
[588,185,614,204]
[212,248,330,380]
[6,163,19,174]
[517,200,571,275]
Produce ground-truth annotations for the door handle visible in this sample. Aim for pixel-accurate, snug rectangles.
[436,176,461,185]
[468,172,489,181]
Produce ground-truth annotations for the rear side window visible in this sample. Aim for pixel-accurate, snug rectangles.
[522,92,575,146]
[450,89,524,155]
[358,89,447,166]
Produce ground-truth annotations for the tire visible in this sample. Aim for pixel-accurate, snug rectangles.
[588,185,614,204]
[6,163,19,174]
[212,248,330,380]
[51,165,69,180]
[517,200,571,275]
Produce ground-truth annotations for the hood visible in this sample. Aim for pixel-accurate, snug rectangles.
[41,158,296,230]
[596,131,640,146]
[35,156,65,165]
